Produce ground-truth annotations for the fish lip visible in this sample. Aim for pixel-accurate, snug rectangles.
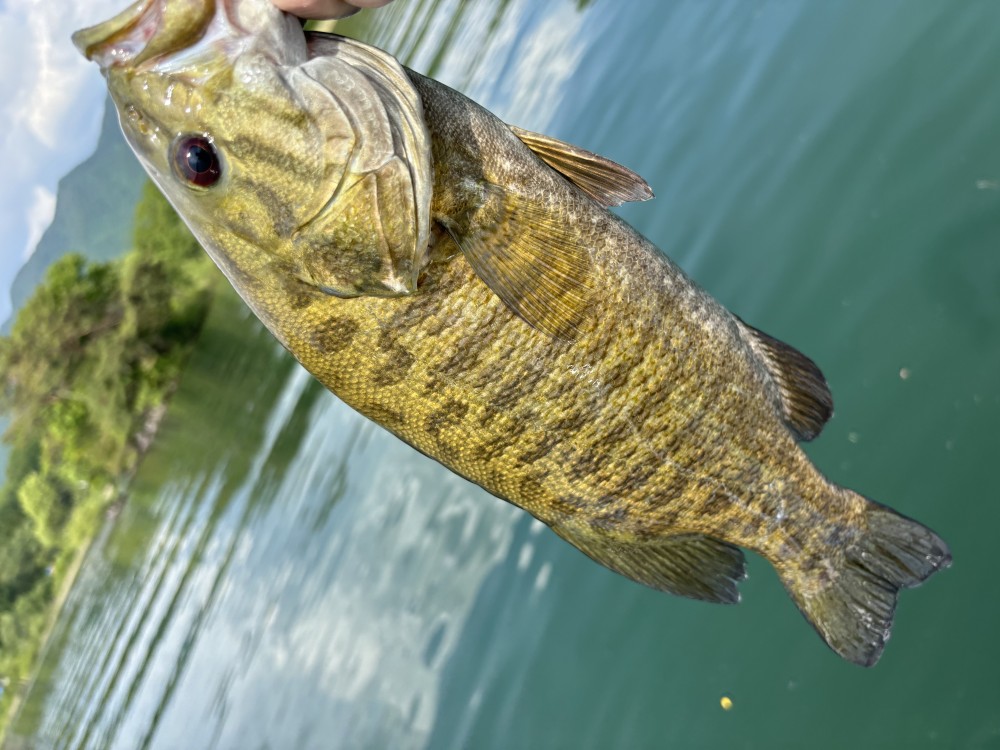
[73,0,226,72]
[72,0,160,67]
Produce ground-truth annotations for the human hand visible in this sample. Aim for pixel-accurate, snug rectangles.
[271,0,394,20]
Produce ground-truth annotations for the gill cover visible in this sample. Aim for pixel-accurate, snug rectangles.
[298,33,432,297]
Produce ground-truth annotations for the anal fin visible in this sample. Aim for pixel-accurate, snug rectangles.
[552,524,747,604]
[509,125,654,207]
[739,319,834,441]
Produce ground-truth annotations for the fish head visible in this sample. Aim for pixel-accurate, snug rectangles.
[73,0,432,302]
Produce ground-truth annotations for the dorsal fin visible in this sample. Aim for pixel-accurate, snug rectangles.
[552,524,746,604]
[445,183,593,340]
[739,319,834,441]
[509,125,654,207]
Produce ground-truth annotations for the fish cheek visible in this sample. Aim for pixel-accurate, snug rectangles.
[295,170,420,297]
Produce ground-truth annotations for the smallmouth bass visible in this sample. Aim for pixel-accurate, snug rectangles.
[75,0,950,666]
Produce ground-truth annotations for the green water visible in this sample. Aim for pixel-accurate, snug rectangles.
[9,0,1000,747]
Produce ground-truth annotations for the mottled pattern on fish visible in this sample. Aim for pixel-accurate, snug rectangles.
[236,73,828,560]
[74,1,950,666]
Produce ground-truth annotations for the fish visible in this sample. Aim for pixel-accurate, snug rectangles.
[74,0,950,666]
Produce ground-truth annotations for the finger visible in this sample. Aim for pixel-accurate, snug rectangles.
[272,0,392,20]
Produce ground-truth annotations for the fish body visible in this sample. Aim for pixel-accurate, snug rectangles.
[75,0,950,665]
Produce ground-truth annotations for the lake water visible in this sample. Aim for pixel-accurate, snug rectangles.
[7,0,1000,747]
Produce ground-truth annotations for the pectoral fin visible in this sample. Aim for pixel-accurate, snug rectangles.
[510,125,653,207]
[553,524,747,604]
[446,184,593,340]
[739,319,834,441]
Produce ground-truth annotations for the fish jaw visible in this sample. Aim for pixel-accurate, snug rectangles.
[72,0,303,74]
[71,0,306,144]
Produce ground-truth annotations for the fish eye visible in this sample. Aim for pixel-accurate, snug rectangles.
[172,135,221,188]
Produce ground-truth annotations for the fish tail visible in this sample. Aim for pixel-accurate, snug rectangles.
[779,493,951,666]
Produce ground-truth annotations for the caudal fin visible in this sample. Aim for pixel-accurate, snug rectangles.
[780,498,951,667]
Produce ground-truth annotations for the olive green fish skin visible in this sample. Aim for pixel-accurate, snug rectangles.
[264,71,843,560]
[74,0,949,666]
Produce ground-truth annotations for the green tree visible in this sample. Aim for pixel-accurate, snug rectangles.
[0,254,122,444]
[16,473,70,549]
[0,526,45,611]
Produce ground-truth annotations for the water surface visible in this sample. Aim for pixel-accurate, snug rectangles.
[9,0,1000,747]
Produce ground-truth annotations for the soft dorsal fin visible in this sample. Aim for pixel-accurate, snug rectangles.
[509,124,654,207]
[552,524,746,604]
[739,319,834,441]
[445,183,593,340]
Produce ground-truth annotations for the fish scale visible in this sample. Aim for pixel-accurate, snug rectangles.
[74,0,951,666]
[278,186,799,560]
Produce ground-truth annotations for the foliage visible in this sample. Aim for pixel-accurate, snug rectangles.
[0,181,216,730]
[15,474,70,550]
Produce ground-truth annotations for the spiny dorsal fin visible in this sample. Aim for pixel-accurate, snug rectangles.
[552,524,747,604]
[445,183,593,340]
[739,319,834,441]
[509,124,654,207]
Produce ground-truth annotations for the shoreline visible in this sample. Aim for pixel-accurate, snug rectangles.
[0,539,92,747]
[0,174,219,747]
[0,400,173,748]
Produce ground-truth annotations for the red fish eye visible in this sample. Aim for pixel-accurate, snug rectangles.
[173,135,221,187]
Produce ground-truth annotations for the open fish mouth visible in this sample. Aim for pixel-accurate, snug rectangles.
[72,0,216,70]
